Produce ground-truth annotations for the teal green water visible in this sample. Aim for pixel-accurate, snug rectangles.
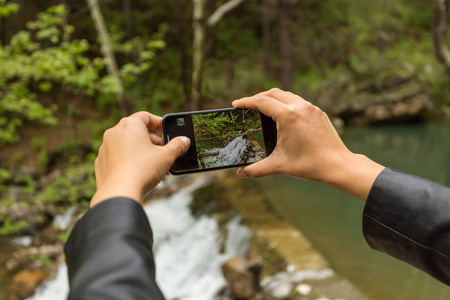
[251,124,450,300]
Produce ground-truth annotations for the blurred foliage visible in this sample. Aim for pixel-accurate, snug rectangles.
[0,0,18,18]
[0,0,447,147]
[0,153,95,235]
[0,3,165,145]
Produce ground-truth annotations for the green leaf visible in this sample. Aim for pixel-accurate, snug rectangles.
[39,81,53,92]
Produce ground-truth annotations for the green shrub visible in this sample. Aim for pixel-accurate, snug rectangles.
[0,4,165,145]
[0,218,29,235]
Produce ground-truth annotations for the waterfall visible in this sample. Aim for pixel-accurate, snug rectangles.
[202,135,249,168]
[28,175,252,300]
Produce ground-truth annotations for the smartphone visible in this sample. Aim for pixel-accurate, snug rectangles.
[162,108,277,175]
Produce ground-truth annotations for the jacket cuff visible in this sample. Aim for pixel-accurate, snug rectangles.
[64,197,153,278]
[363,168,450,285]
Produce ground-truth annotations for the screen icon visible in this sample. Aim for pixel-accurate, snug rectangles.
[177,118,185,126]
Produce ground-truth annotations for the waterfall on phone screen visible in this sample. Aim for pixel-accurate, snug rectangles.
[202,135,249,168]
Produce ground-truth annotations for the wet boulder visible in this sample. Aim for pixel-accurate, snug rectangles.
[221,256,261,299]
[11,269,50,299]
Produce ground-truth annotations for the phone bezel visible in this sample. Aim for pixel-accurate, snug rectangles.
[162,108,277,175]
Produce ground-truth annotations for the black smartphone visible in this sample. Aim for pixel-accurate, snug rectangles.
[162,108,277,175]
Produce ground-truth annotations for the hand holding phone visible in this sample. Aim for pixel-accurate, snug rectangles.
[90,112,190,207]
[232,88,385,201]
[162,108,277,175]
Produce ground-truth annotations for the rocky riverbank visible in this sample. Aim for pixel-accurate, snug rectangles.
[201,172,369,300]
[316,74,445,126]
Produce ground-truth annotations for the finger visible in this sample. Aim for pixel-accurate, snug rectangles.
[149,132,164,146]
[261,88,299,105]
[162,136,191,162]
[129,111,163,131]
[236,156,280,179]
[232,95,285,121]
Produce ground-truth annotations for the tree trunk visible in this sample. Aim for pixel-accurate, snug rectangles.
[0,14,7,46]
[223,60,236,106]
[86,0,129,115]
[0,0,10,45]
[174,0,191,109]
[191,0,245,110]
[191,0,206,110]
[62,0,75,44]
[433,0,450,77]
[278,0,297,91]
[123,0,134,40]
[123,0,143,92]
[262,0,273,75]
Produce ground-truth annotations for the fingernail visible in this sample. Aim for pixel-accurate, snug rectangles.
[180,137,190,147]
[237,170,247,178]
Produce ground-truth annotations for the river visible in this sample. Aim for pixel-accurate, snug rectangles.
[251,124,450,300]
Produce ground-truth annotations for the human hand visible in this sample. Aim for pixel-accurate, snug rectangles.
[90,112,190,207]
[232,88,385,201]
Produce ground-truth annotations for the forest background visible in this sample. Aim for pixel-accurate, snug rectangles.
[0,0,450,298]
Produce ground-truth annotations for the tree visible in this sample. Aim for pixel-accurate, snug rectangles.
[86,0,129,115]
[174,0,191,109]
[191,0,245,110]
[277,0,298,91]
[0,0,16,45]
[433,0,450,77]
[262,0,274,75]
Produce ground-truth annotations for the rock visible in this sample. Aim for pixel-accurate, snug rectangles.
[11,269,50,299]
[286,264,296,273]
[222,256,260,299]
[331,78,435,125]
[34,226,59,244]
[270,281,293,299]
[9,236,32,247]
[365,105,390,121]
[296,283,312,296]
[6,186,25,202]
[6,258,21,272]
[262,269,334,300]
[39,169,63,186]
[331,117,345,131]
[442,105,450,119]
[7,244,63,273]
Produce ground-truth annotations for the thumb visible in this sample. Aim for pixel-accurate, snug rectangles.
[236,156,277,178]
[163,136,191,162]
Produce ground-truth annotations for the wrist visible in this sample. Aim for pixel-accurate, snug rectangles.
[90,177,145,208]
[90,189,142,208]
[323,152,385,201]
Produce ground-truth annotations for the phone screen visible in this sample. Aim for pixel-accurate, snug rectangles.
[163,108,276,175]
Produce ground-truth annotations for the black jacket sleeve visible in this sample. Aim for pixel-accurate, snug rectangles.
[64,197,166,300]
[363,168,450,285]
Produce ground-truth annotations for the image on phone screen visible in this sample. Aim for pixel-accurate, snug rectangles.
[163,108,276,174]
[193,110,266,169]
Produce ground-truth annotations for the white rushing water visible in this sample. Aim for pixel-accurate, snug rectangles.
[28,176,252,300]
[202,135,249,168]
